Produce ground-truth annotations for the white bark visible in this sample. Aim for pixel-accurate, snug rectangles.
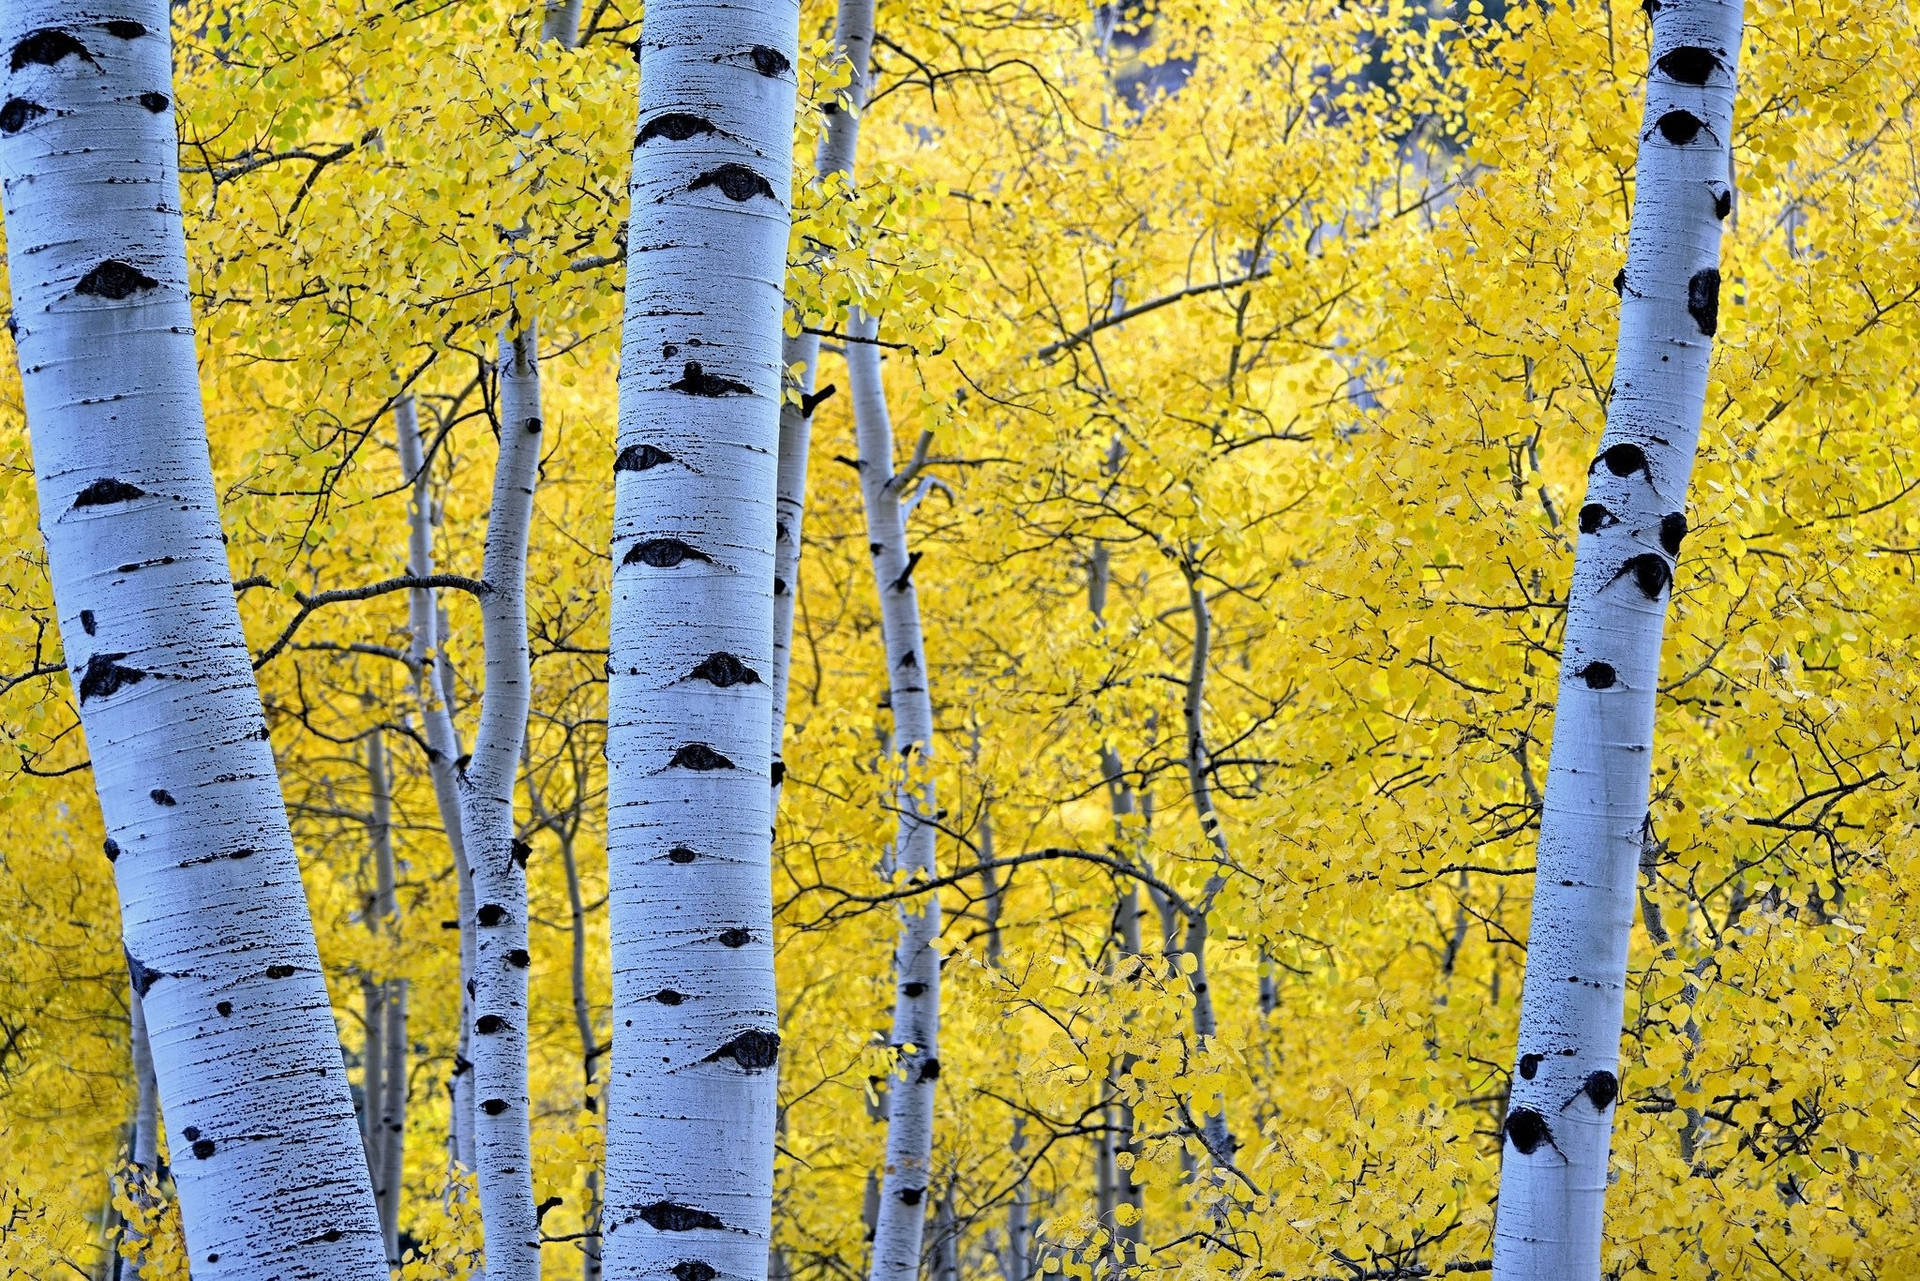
[1177,573,1232,1167]
[395,395,479,1174]
[604,0,798,1270]
[121,987,159,1281]
[0,7,387,1275]
[1493,4,1743,1276]
[362,727,409,1265]
[461,328,546,1281]
[847,312,943,1281]
[769,0,876,818]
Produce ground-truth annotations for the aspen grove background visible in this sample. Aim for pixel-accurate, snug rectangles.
[3,0,1920,1278]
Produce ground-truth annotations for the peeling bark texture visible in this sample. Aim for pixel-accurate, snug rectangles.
[395,394,478,1173]
[0,6,387,1275]
[461,328,546,1281]
[770,0,876,819]
[846,312,943,1281]
[604,0,798,1273]
[1492,3,1743,1277]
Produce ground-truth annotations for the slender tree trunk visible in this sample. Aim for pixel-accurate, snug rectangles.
[1493,4,1743,1276]
[603,0,798,1274]
[847,311,943,1281]
[1177,570,1233,1167]
[363,727,409,1264]
[0,7,387,1275]
[769,0,877,819]
[1001,1118,1029,1281]
[120,988,160,1281]
[380,980,410,1262]
[461,328,546,1281]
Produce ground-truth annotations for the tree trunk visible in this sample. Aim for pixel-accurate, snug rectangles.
[120,987,160,1281]
[1177,569,1233,1167]
[1493,3,1743,1276]
[0,7,388,1275]
[769,0,877,819]
[603,0,798,1275]
[847,311,943,1281]
[461,328,546,1281]
[364,726,409,1264]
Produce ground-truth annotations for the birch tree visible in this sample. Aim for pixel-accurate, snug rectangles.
[1493,2,1745,1275]
[603,0,799,1273]
[0,4,387,1276]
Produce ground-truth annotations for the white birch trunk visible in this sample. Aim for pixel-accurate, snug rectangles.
[0,8,387,1275]
[769,0,876,817]
[1493,4,1743,1276]
[847,312,943,1281]
[604,0,798,1269]
[394,396,479,1175]
[460,328,546,1281]
[364,727,409,1264]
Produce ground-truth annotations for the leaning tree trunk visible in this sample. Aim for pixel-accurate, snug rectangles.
[603,0,799,1274]
[768,0,875,818]
[848,310,943,1281]
[1493,4,1743,1277]
[461,328,546,1281]
[0,6,387,1276]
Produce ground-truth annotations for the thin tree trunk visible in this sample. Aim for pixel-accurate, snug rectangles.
[120,987,160,1281]
[364,727,409,1264]
[380,980,410,1262]
[1177,569,1233,1167]
[847,310,943,1281]
[1001,1118,1029,1281]
[0,8,387,1275]
[462,327,546,1281]
[603,0,798,1275]
[769,0,877,819]
[1493,4,1743,1276]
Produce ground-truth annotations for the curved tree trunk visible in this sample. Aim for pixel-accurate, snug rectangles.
[1493,3,1744,1276]
[603,0,799,1275]
[847,310,943,1281]
[461,327,546,1281]
[0,6,387,1276]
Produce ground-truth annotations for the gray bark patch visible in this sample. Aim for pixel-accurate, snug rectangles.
[77,652,147,702]
[126,948,162,996]
[1687,268,1720,335]
[687,164,775,203]
[0,99,45,134]
[75,260,159,300]
[638,1202,727,1232]
[148,788,175,806]
[72,477,147,507]
[10,30,94,70]
[637,112,716,144]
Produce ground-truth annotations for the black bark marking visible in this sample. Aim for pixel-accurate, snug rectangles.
[1653,110,1706,146]
[1655,46,1719,85]
[624,538,711,569]
[1660,512,1688,554]
[654,989,687,1005]
[480,1098,509,1116]
[615,443,675,472]
[264,964,296,978]
[898,651,918,669]
[1611,267,1626,296]
[126,949,162,996]
[191,1138,216,1160]
[149,788,175,806]
[511,838,532,868]
[79,610,96,635]
[536,1196,564,1224]
[477,904,508,926]
[78,653,147,703]
[637,112,716,144]
[1579,661,1617,690]
[507,948,531,968]
[772,576,789,597]
[11,30,95,70]
[76,261,159,300]
[1503,1107,1554,1156]
[524,417,542,434]
[1687,268,1720,336]
[101,20,148,38]
[903,981,927,998]
[1620,553,1672,599]
[689,652,761,687]
[668,361,751,397]
[475,1014,507,1034]
[1595,442,1649,480]
[688,163,775,203]
[1518,1053,1541,1080]
[138,91,167,112]
[748,45,791,77]
[0,99,45,134]
[706,1029,780,1069]
[717,927,751,948]
[1578,503,1613,534]
[1712,186,1732,220]
[770,760,786,787]
[673,1264,718,1281]
[1581,1070,1619,1111]
[918,1057,940,1082]
[898,1187,925,1206]
[669,743,734,771]
[103,837,120,861]
[868,542,883,557]
[115,556,175,573]
[800,384,837,417]
[889,550,923,593]
[73,477,147,507]
[216,1000,233,1016]
[638,1202,727,1232]
[667,846,699,864]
